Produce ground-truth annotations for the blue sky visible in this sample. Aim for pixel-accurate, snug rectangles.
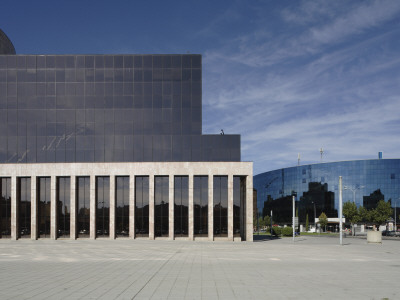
[2,0,400,175]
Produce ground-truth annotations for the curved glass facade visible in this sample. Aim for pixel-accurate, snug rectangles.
[254,159,400,224]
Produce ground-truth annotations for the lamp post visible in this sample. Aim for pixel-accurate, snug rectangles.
[312,201,316,233]
[270,210,273,235]
[344,185,365,205]
[395,200,398,233]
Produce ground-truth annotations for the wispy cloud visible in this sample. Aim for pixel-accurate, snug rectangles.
[201,0,400,174]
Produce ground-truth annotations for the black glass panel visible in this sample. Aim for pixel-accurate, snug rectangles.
[135,176,149,237]
[213,176,228,237]
[96,177,110,237]
[174,176,188,237]
[233,176,246,238]
[77,177,90,238]
[38,177,51,238]
[194,176,208,237]
[18,177,31,238]
[155,176,169,237]
[57,177,70,238]
[116,176,129,237]
[0,178,11,238]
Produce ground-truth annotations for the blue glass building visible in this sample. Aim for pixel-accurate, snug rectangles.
[254,158,400,225]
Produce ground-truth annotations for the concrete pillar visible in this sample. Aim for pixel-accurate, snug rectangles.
[149,175,154,240]
[50,176,57,240]
[208,175,213,241]
[70,176,76,240]
[228,175,233,241]
[90,175,96,240]
[169,175,174,240]
[30,177,37,240]
[109,176,115,239]
[188,175,194,241]
[11,176,17,240]
[129,175,135,239]
[246,176,253,242]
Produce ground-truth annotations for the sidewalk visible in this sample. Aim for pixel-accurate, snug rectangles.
[0,237,399,299]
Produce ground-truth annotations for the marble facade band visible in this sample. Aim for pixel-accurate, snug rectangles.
[1,162,253,242]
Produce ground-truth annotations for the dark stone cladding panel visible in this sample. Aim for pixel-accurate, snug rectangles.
[0,54,241,163]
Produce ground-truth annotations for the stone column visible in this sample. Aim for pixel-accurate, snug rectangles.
[188,175,194,241]
[50,176,57,240]
[169,175,174,240]
[90,175,96,240]
[149,175,154,240]
[109,176,115,239]
[30,177,37,240]
[208,175,214,241]
[246,176,253,242]
[129,175,135,239]
[11,176,17,240]
[228,175,233,241]
[70,176,76,240]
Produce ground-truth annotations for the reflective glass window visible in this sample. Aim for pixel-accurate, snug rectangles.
[38,177,51,238]
[194,176,208,237]
[96,177,110,237]
[116,176,129,237]
[0,178,11,238]
[155,176,169,237]
[18,177,31,239]
[213,176,228,237]
[77,177,90,238]
[135,176,149,237]
[57,177,70,238]
[174,176,188,237]
[233,176,246,238]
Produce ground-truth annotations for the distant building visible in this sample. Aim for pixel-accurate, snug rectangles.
[363,189,384,210]
[254,158,399,226]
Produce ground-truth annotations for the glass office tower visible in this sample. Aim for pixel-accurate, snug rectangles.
[254,159,400,226]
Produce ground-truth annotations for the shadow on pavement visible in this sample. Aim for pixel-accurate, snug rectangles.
[253,235,281,242]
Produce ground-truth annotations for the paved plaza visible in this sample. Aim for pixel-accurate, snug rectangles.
[0,236,399,299]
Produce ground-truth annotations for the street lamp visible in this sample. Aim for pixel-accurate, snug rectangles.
[311,201,316,233]
[395,199,398,233]
[344,185,365,205]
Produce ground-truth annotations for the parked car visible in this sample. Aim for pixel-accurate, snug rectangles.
[381,230,396,236]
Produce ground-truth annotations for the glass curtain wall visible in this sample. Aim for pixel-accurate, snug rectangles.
[116,176,129,237]
[233,176,246,238]
[155,176,169,237]
[77,177,90,238]
[0,178,11,238]
[213,176,228,237]
[194,176,208,237]
[96,177,110,237]
[57,177,70,238]
[174,176,188,237]
[38,177,51,238]
[135,176,149,237]
[18,177,31,238]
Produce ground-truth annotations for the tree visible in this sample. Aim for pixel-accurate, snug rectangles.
[305,213,309,232]
[318,212,328,232]
[358,206,369,223]
[343,202,361,236]
[263,215,271,229]
[258,217,266,228]
[369,200,393,231]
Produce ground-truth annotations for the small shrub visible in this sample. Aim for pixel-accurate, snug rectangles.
[272,226,282,236]
[282,227,293,236]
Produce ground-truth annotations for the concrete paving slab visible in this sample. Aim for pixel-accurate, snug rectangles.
[0,236,399,299]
